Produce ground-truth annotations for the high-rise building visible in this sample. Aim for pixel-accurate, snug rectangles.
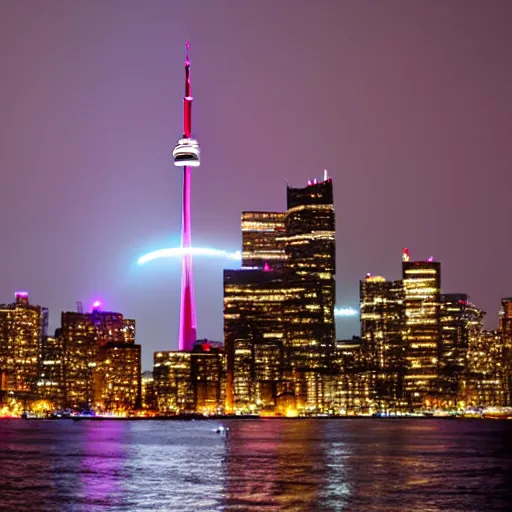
[37,331,65,406]
[360,275,405,407]
[153,341,225,415]
[191,340,225,414]
[402,251,442,407]
[0,292,46,396]
[284,178,336,367]
[224,268,286,413]
[440,294,484,403]
[283,178,336,411]
[61,304,141,411]
[498,298,512,405]
[153,351,193,413]
[141,371,157,410]
[331,338,373,413]
[464,329,508,407]
[241,212,287,269]
[224,176,336,414]
[61,311,97,408]
[97,341,141,412]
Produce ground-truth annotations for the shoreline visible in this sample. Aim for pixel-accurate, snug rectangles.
[5,414,510,421]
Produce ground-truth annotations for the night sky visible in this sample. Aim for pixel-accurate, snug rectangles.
[1,0,511,370]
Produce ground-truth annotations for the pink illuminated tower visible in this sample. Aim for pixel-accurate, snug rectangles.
[172,42,201,351]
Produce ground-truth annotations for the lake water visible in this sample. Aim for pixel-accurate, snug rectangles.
[0,418,511,511]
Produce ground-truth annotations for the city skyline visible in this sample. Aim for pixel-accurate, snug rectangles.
[1,1,512,371]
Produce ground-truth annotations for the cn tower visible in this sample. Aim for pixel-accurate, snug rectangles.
[172,41,200,351]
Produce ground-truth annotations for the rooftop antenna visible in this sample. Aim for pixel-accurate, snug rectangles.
[76,300,83,314]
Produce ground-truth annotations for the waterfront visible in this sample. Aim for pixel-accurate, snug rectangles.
[0,419,511,511]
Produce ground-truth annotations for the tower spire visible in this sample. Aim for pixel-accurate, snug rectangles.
[172,41,201,352]
[183,40,192,139]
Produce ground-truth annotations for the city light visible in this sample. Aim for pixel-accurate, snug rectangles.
[137,247,242,265]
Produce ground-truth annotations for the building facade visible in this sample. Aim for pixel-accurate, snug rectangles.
[241,211,287,269]
[153,341,224,414]
[360,275,405,408]
[0,292,46,397]
[402,253,442,408]
[224,269,286,413]
[440,294,484,404]
[37,332,65,406]
[61,306,141,411]
[284,179,336,373]
[224,177,337,414]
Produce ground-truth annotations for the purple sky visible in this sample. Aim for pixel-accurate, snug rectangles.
[1,0,512,370]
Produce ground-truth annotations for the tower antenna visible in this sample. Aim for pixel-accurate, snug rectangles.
[172,41,201,351]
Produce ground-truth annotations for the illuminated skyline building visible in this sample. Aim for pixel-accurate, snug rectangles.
[37,332,65,406]
[464,329,508,407]
[172,42,201,352]
[224,269,286,413]
[153,340,224,414]
[241,212,287,269]
[153,351,193,413]
[191,340,225,414]
[224,175,336,413]
[331,338,373,413]
[0,292,46,395]
[439,294,484,402]
[284,177,336,373]
[61,303,140,410]
[402,250,442,407]
[498,298,512,405]
[360,274,405,406]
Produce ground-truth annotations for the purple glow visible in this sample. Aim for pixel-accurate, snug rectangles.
[427,256,434,262]
[92,300,102,310]
[15,291,28,297]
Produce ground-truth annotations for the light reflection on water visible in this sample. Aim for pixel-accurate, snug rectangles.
[0,419,511,511]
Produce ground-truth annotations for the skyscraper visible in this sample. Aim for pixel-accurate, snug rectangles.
[153,351,193,413]
[439,294,483,403]
[360,274,405,406]
[224,175,336,413]
[498,298,512,405]
[0,292,46,395]
[37,332,65,406]
[402,250,441,407]
[61,303,141,410]
[224,268,286,412]
[284,178,336,371]
[465,329,508,407]
[172,42,201,352]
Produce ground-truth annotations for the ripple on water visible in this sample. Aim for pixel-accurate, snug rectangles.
[0,419,511,511]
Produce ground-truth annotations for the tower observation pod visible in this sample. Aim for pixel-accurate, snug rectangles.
[173,138,200,167]
[174,41,200,352]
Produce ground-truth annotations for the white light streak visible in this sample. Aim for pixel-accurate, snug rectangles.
[334,307,359,317]
[137,247,242,265]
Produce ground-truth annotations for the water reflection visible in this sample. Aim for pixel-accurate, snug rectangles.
[77,421,127,509]
[223,420,328,510]
[0,419,512,511]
